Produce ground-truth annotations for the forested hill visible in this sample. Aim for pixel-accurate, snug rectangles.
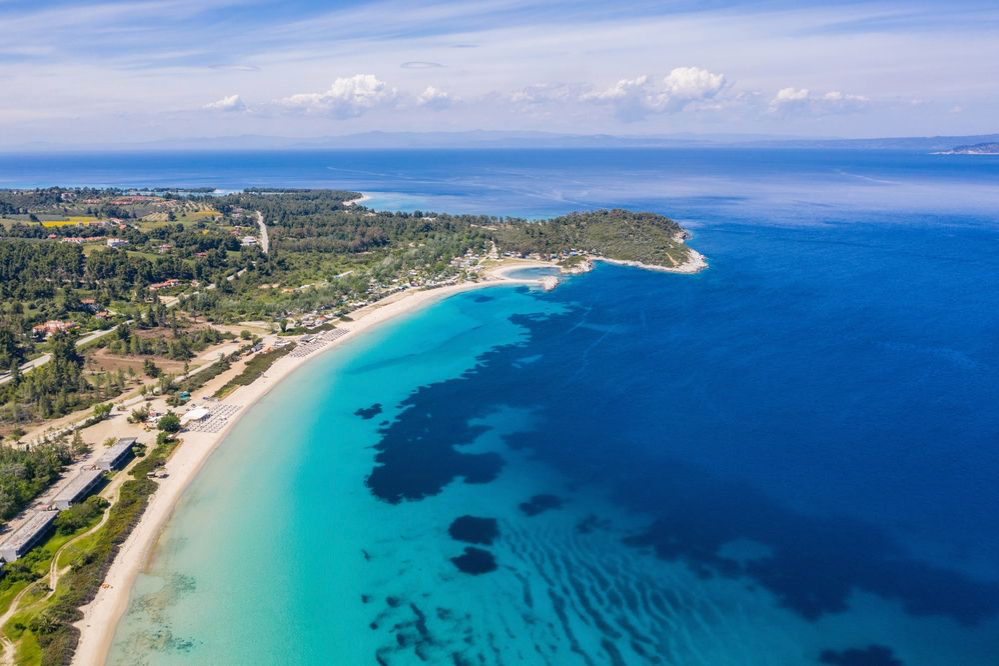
[494,209,691,268]
[214,191,692,267]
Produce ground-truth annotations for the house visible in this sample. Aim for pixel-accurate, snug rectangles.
[241,236,258,246]
[32,320,78,339]
[106,238,128,248]
[149,279,181,291]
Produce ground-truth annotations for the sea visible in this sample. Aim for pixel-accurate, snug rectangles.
[4,148,999,665]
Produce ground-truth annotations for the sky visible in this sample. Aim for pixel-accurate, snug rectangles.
[0,0,997,146]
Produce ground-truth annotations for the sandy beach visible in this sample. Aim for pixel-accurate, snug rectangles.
[343,193,372,207]
[70,263,552,666]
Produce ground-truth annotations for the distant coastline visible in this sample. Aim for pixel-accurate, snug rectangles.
[934,141,999,155]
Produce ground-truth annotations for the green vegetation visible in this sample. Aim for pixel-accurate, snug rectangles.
[175,355,230,395]
[213,343,296,399]
[157,411,180,433]
[0,497,108,665]
[0,186,699,665]
[5,436,178,665]
[53,495,109,535]
[1,188,692,437]
[557,255,588,269]
[0,442,72,520]
[495,209,690,267]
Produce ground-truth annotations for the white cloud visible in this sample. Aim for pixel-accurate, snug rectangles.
[584,67,727,121]
[279,74,397,117]
[204,94,246,112]
[769,87,869,115]
[662,67,726,104]
[510,82,585,106]
[416,86,451,110]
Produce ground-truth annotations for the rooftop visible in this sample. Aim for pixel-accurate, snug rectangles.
[0,510,58,553]
[53,468,104,505]
[97,437,137,467]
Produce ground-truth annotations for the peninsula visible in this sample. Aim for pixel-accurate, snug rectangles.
[938,141,999,155]
[0,188,703,664]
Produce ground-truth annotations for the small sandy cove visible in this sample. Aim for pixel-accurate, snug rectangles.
[70,261,552,666]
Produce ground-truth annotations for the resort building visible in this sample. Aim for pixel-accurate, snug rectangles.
[180,407,210,426]
[52,469,104,510]
[96,437,137,471]
[0,510,59,562]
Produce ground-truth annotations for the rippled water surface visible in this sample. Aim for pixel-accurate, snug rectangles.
[46,147,999,665]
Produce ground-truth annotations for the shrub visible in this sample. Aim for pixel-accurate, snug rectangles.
[54,496,109,535]
[127,406,149,423]
[157,411,181,433]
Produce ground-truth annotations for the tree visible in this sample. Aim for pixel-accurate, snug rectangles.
[128,406,149,424]
[143,358,160,378]
[91,402,112,421]
[157,411,181,433]
[70,429,90,456]
[54,496,108,534]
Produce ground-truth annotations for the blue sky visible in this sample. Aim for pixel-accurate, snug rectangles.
[1,0,997,145]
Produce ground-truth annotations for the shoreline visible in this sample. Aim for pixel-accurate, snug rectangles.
[70,251,700,665]
[591,246,707,274]
[344,192,372,207]
[70,264,551,666]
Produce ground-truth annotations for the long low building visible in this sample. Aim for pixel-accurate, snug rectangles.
[96,437,137,471]
[0,510,58,562]
[52,468,104,510]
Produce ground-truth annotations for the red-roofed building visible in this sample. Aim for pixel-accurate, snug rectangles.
[31,320,78,339]
[149,279,182,291]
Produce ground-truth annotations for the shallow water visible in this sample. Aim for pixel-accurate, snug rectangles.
[48,147,999,665]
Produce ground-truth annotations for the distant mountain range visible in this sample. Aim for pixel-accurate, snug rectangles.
[6,130,999,152]
[936,142,999,155]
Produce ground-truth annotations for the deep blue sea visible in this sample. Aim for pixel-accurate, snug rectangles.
[7,148,998,664]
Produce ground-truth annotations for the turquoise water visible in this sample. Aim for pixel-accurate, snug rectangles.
[108,286,573,663]
[30,148,996,664]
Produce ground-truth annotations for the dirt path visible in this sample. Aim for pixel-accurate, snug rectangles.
[0,468,131,665]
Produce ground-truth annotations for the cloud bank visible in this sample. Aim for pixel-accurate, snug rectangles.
[769,87,870,115]
[280,75,398,117]
[585,67,727,120]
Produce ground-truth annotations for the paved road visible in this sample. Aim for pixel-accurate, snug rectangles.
[256,210,269,254]
[0,322,130,386]
[0,211,266,387]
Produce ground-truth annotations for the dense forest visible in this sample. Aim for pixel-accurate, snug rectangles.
[494,209,690,267]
